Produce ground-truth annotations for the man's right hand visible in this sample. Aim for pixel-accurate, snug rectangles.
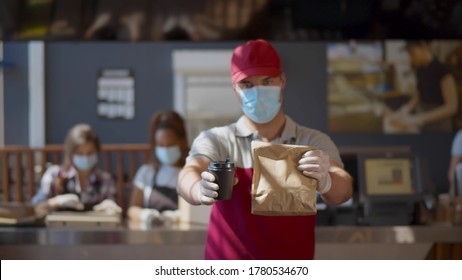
[197,171,219,205]
[48,193,84,210]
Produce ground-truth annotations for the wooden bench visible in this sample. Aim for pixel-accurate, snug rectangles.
[0,144,150,211]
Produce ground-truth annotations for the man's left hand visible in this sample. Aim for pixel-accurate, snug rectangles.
[297,149,332,194]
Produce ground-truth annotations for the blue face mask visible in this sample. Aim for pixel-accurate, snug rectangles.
[238,86,281,124]
[72,154,98,171]
[155,146,181,166]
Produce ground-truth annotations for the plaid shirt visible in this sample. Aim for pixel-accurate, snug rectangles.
[31,165,117,210]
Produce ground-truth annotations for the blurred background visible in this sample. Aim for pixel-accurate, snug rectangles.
[1,0,462,42]
[1,0,462,260]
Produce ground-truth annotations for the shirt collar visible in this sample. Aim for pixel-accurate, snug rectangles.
[277,116,297,144]
[234,115,297,144]
[234,116,255,137]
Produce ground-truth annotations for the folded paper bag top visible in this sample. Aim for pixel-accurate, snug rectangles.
[251,141,318,216]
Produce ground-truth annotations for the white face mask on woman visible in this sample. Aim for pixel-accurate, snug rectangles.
[72,154,98,171]
[155,146,181,166]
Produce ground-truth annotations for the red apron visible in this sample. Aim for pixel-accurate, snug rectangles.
[205,167,316,260]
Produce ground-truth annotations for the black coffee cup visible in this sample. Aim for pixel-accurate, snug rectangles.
[208,158,236,200]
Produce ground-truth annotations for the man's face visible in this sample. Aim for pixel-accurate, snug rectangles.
[232,73,287,124]
[233,74,286,103]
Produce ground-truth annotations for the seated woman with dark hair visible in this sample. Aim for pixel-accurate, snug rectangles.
[32,124,120,216]
[128,110,189,224]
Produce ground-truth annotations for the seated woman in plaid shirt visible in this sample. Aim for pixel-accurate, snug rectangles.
[32,124,121,216]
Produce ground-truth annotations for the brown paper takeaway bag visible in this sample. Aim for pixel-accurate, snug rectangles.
[251,141,317,216]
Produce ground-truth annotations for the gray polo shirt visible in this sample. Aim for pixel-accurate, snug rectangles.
[187,115,343,168]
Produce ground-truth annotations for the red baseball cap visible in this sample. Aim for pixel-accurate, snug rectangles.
[230,39,281,84]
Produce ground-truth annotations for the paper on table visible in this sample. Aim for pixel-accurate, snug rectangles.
[251,141,317,216]
[0,202,36,225]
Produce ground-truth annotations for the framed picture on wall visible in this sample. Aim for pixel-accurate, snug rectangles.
[327,40,462,133]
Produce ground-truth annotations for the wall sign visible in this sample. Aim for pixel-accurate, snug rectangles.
[97,69,135,120]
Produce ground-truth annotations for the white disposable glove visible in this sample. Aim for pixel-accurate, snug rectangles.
[139,208,161,223]
[48,193,84,210]
[195,171,239,205]
[196,171,219,205]
[92,199,122,214]
[297,150,332,194]
[160,210,181,224]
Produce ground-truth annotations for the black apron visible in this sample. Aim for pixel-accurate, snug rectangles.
[147,169,178,211]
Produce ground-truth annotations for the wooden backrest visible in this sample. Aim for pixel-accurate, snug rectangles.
[0,144,150,210]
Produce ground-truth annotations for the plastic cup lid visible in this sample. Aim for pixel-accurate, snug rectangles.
[209,158,235,169]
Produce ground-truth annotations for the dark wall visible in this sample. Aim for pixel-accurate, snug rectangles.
[3,42,29,145]
[45,42,238,145]
[277,42,328,128]
[5,41,455,192]
[45,41,331,144]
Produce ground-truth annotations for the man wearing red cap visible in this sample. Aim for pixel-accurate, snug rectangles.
[178,39,352,259]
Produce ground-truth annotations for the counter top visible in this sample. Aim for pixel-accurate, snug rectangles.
[0,222,208,246]
[316,225,462,243]
[1,224,461,259]
[1,224,461,245]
